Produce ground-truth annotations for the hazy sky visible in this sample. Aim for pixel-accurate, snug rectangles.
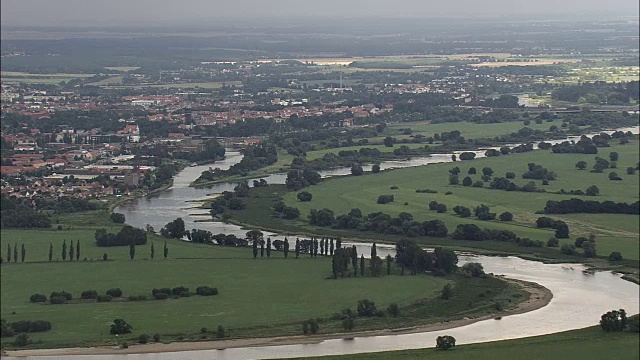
[2,0,639,27]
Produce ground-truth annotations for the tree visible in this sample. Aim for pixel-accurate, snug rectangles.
[308,319,319,334]
[6,243,10,263]
[372,164,381,173]
[582,240,597,258]
[351,163,364,176]
[13,242,18,263]
[609,172,622,180]
[357,299,377,316]
[295,238,300,258]
[163,241,168,259]
[441,284,453,300]
[302,321,309,335]
[330,239,335,256]
[160,218,186,239]
[129,242,136,260]
[575,161,587,170]
[609,152,619,162]
[386,254,392,275]
[585,185,600,196]
[370,256,383,277]
[468,167,477,174]
[342,317,355,331]
[461,262,484,277]
[252,238,258,259]
[371,243,377,258]
[462,176,472,186]
[627,167,636,175]
[215,325,225,338]
[266,238,271,258]
[110,213,126,223]
[76,241,80,261]
[436,335,456,350]
[110,319,133,335]
[387,303,399,317]
[69,240,74,261]
[600,309,627,332]
[20,243,25,263]
[151,243,155,259]
[546,238,559,247]
[383,136,394,147]
[482,167,494,177]
[360,255,365,277]
[555,222,570,238]
[608,251,623,261]
[284,238,290,258]
[297,191,313,202]
[449,174,459,185]
[499,212,513,221]
[48,243,53,262]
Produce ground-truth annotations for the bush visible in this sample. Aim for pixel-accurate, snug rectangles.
[13,333,31,347]
[297,191,313,202]
[110,213,126,223]
[128,295,147,301]
[153,333,161,342]
[216,325,226,338]
[440,284,453,300]
[377,195,394,204]
[50,296,66,305]
[499,212,513,221]
[29,294,47,303]
[196,286,219,296]
[505,172,516,179]
[608,251,623,261]
[357,299,377,317]
[153,292,169,300]
[50,291,72,301]
[436,335,456,350]
[561,244,577,255]
[152,288,172,297]
[308,319,319,334]
[10,320,52,333]
[387,303,400,317]
[110,319,133,335]
[342,317,355,331]
[372,164,381,173]
[139,334,150,344]
[106,288,123,298]
[461,262,484,277]
[546,238,559,247]
[81,290,98,300]
[171,286,189,296]
[97,295,112,302]
[608,172,622,181]
[600,309,627,332]
[302,321,309,334]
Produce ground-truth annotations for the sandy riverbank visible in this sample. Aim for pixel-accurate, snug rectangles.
[5,277,552,357]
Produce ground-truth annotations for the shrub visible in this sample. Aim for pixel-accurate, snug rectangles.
[302,321,309,334]
[50,296,66,305]
[10,320,52,333]
[372,164,381,173]
[387,303,400,317]
[499,212,513,221]
[152,288,172,296]
[342,317,355,331]
[97,295,112,302]
[106,288,123,298]
[171,286,189,296]
[121,342,129,349]
[608,172,622,181]
[196,286,219,296]
[608,251,623,261]
[297,191,313,202]
[139,333,150,344]
[29,294,47,303]
[153,333,161,342]
[110,213,126,223]
[110,319,133,335]
[546,238,559,247]
[561,244,577,255]
[461,262,484,277]
[13,333,31,347]
[153,292,169,300]
[505,172,516,179]
[436,335,456,350]
[377,195,394,204]
[103,253,108,261]
[600,309,627,332]
[128,295,147,301]
[308,319,319,334]
[81,290,98,300]
[50,291,72,301]
[357,299,377,317]
[436,203,447,213]
[441,284,453,300]
[216,325,226,338]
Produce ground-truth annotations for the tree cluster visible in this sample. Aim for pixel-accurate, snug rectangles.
[95,226,147,247]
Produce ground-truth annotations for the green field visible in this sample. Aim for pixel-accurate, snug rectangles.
[305,326,639,360]
[0,71,94,84]
[280,142,639,260]
[1,211,523,349]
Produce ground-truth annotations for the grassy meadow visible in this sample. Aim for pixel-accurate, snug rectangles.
[2,212,528,349]
[304,326,639,360]
[281,142,640,260]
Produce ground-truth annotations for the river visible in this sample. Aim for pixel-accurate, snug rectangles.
[11,127,637,360]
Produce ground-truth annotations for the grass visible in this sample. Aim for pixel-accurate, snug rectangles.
[1,212,521,349]
[301,326,640,360]
[279,141,640,260]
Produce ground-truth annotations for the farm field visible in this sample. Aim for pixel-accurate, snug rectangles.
[306,325,639,360]
[282,142,640,260]
[0,71,94,84]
